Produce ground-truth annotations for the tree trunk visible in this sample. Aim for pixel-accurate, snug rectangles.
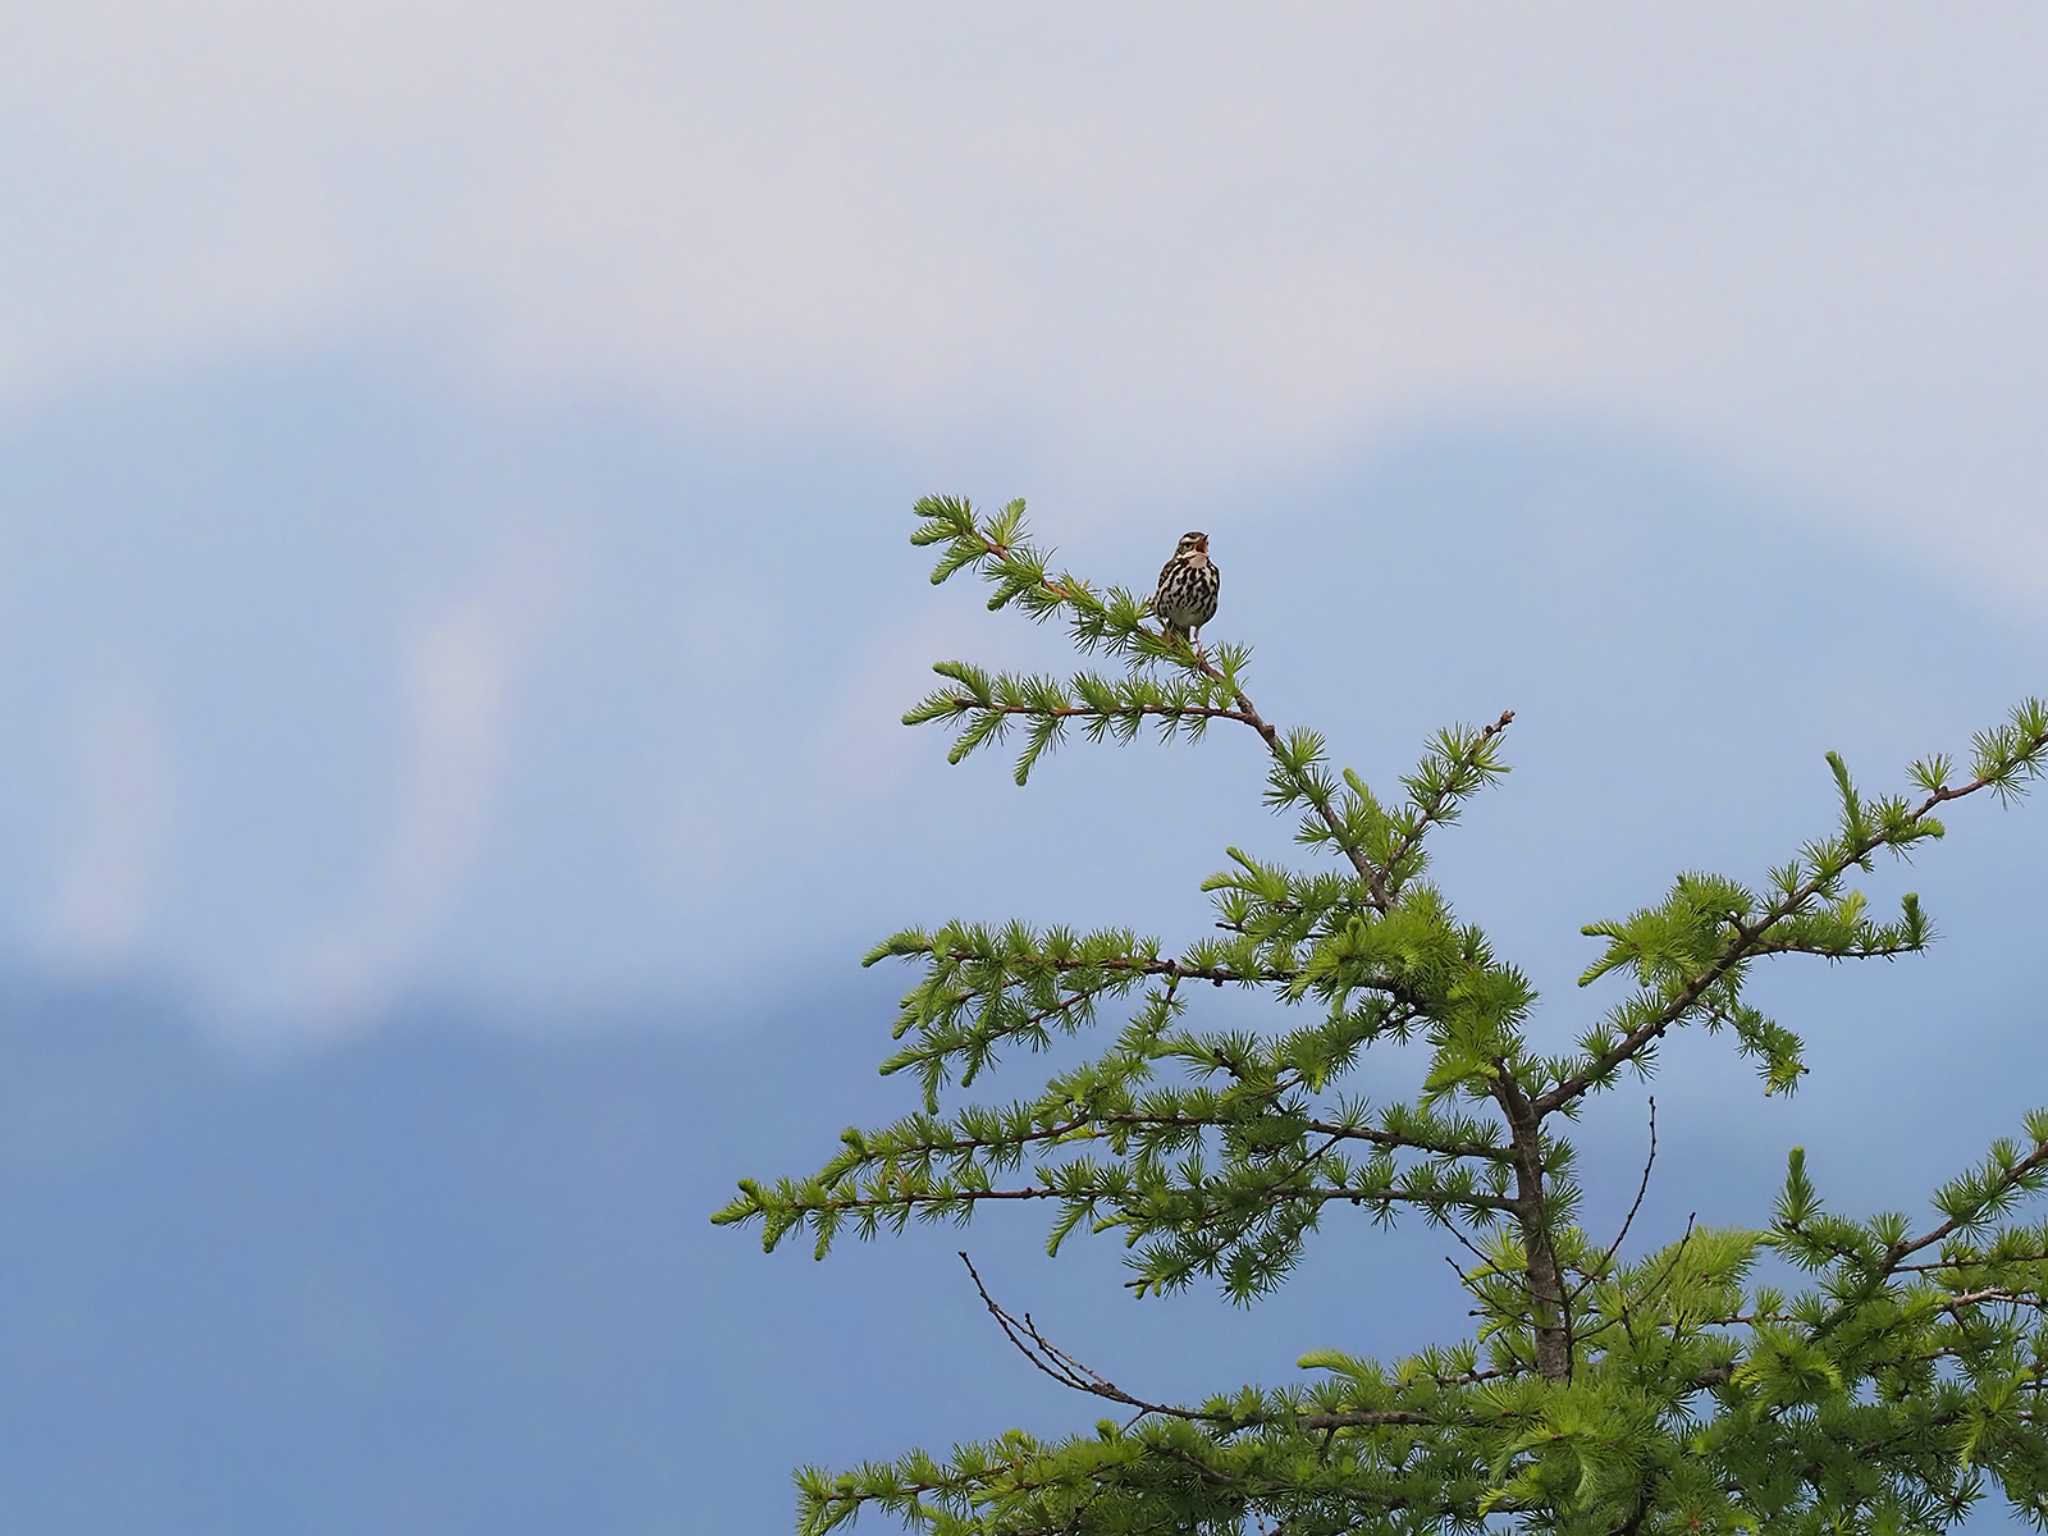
[1497,1075,1572,1382]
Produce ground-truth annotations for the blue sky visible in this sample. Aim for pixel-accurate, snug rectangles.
[4,7,2047,1529]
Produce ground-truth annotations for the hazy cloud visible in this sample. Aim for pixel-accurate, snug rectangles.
[5,7,2046,602]
[272,537,566,1030]
[43,678,174,960]
[6,7,2044,1032]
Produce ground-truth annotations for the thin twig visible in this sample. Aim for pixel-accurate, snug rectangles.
[1571,1214,1699,1355]
[1571,1097,1659,1306]
[1443,1222,1541,1305]
[1893,1247,2048,1274]
[958,1251,1449,1434]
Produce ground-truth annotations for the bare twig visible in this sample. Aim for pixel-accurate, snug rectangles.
[1571,1097,1659,1306]
[958,1252,1450,1434]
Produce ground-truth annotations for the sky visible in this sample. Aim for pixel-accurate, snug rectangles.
[4,7,2047,1530]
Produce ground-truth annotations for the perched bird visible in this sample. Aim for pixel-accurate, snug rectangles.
[1152,530,1220,646]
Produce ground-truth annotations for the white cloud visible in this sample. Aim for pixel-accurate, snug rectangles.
[811,606,997,801]
[43,678,175,960]
[4,6,2046,602]
[270,535,567,1030]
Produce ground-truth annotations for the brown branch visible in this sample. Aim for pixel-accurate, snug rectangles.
[1942,1287,2047,1313]
[910,978,1141,1048]
[1883,1138,2048,1272]
[1176,643,1513,917]
[1429,1358,1521,1390]
[1746,937,1923,960]
[919,946,1434,1014]
[1490,1070,1575,1382]
[928,948,1300,988]
[804,1181,1519,1222]
[1894,1247,2048,1274]
[959,1252,1448,1434]
[887,1106,1515,1170]
[935,696,1260,729]
[1114,1128,1500,1297]
[1191,654,1394,906]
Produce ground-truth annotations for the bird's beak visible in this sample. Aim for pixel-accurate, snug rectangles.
[1196,535,1209,553]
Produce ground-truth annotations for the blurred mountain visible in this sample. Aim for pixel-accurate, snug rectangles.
[3,855,2040,1532]
[0,973,763,1533]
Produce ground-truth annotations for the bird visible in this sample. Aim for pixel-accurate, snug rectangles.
[1151,531,1220,646]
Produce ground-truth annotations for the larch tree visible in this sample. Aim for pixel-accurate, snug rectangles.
[714,496,2048,1535]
